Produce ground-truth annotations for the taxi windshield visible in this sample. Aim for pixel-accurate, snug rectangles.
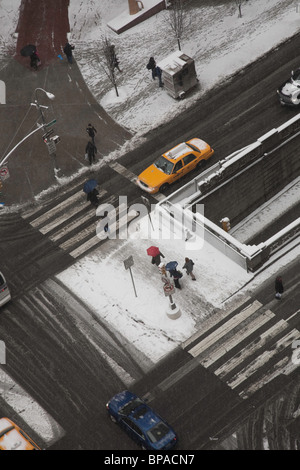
[154,156,174,175]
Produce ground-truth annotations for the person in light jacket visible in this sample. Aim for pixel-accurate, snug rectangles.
[182,258,196,281]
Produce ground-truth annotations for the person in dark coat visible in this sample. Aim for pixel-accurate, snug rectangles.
[30,51,41,70]
[87,188,99,207]
[64,42,75,64]
[169,267,183,289]
[86,123,97,144]
[275,276,284,299]
[147,57,156,79]
[151,251,165,266]
[154,66,164,87]
[182,257,196,280]
[85,141,97,165]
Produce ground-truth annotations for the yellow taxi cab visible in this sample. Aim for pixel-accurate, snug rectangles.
[136,138,214,194]
[0,417,41,450]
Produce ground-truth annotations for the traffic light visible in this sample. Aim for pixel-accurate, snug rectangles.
[42,129,54,143]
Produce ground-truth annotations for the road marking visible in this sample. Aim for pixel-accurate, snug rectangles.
[183,303,300,399]
[69,204,139,258]
[200,309,275,368]
[187,300,263,357]
[30,190,86,228]
[108,161,138,183]
[0,367,65,447]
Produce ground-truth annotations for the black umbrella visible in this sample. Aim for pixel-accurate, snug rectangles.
[20,44,37,57]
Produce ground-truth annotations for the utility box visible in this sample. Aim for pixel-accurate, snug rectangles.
[158,51,198,99]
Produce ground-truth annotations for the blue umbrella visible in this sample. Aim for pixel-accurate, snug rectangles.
[165,261,178,271]
[83,179,98,194]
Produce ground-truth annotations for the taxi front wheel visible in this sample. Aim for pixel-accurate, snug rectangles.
[160,183,170,192]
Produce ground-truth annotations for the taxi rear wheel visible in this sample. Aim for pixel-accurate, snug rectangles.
[197,159,207,169]
[160,183,170,192]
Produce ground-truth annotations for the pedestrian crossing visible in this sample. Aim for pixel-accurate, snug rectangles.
[21,185,139,260]
[182,301,300,400]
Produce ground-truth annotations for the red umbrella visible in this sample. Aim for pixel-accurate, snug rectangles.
[147,246,160,257]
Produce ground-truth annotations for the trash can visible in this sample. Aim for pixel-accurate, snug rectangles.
[157,50,198,99]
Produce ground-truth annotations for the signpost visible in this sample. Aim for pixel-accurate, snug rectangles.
[141,195,154,230]
[124,255,137,297]
[44,119,57,128]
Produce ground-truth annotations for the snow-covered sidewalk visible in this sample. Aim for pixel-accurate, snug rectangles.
[56,203,300,365]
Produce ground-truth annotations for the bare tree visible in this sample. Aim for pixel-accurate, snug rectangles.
[164,0,191,51]
[99,37,120,97]
[235,0,243,18]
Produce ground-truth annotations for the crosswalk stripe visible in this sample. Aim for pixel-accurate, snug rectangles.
[22,180,84,220]
[38,188,107,235]
[228,328,300,391]
[238,351,300,400]
[59,202,127,251]
[108,161,137,183]
[183,300,300,400]
[182,295,252,349]
[187,300,263,358]
[49,193,116,243]
[69,207,139,259]
[30,190,86,228]
[214,319,288,378]
[200,309,275,368]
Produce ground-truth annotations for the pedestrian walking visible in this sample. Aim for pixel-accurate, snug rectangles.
[146,57,156,79]
[87,188,99,207]
[85,141,97,165]
[151,251,165,267]
[146,57,163,87]
[169,267,183,289]
[182,257,196,280]
[275,276,284,299]
[30,50,41,70]
[154,66,164,88]
[86,123,97,144]
[63,42,75,64]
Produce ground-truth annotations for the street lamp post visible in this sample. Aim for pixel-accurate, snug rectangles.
[0,88,55,168]
[32,88,55,126]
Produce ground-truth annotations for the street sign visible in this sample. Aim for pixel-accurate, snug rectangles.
[124,255,134,270]
[45,119,57,128]
[0,166,10,181]
[163,282,175,297]
[46,140,56,155]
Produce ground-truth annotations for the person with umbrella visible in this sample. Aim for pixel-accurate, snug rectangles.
[166,261,183,289]
[20,44,41,70]
[83,180,99,207]
[147,246,165,266]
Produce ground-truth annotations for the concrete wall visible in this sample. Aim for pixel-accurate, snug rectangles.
[195,132,300,227]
